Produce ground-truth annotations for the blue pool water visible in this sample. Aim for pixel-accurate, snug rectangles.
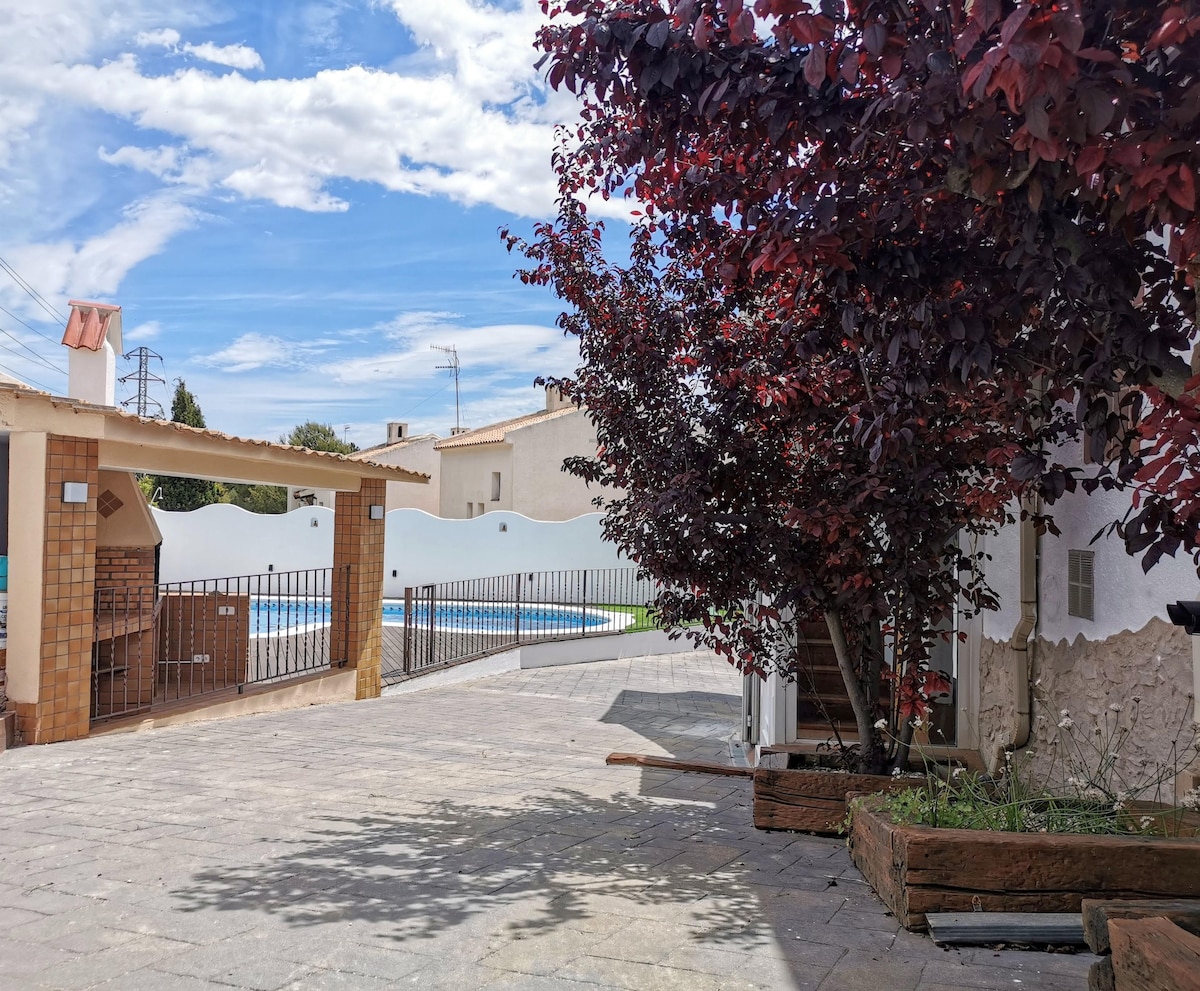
[250,597,621,636]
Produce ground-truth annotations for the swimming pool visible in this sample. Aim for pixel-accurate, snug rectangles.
[249,596,631,637]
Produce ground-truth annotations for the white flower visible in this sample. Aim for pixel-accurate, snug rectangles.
[1057,716,1074,729]
[1109,703,1123,712]
[874,718,888,730]
[1060,708,1070,717]
[952,767,965,779]
[1139,816,1154,830]
[1180,787,1200,811]
[891,767,902,777]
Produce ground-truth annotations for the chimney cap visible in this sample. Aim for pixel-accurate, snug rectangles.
[63,300,122,353]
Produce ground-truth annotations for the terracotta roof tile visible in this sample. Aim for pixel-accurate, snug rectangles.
[433,406,578,450]
[351,433,440,459]
[0,383,430,484]
[62,300,121,352]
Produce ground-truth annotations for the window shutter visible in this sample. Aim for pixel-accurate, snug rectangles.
[1067,550,1095,621]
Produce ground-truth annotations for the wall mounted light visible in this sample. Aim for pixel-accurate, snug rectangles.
[310,518,320,528]
[62,482,88,504]
[369,505,384,520]
[498,523,508,533]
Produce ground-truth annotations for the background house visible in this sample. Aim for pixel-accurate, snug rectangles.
[290,421,441,514]
[436,386,603,521]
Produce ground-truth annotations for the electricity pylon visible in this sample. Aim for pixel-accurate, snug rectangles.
[119,347,166,418]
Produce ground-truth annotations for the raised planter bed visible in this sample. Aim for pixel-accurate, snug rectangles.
[752,766,917,835]
[848,798,1200,932]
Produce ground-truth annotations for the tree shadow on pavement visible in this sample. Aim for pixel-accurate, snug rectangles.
[170,784,857,974]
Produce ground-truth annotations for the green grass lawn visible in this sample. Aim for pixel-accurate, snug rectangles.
[593,603,706,632]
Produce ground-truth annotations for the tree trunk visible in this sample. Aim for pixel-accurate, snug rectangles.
[825,608,881,774]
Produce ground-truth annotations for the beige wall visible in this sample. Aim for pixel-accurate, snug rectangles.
[291,436,441,515]
[977,618,1199,801]
[437,410,604,522]
[95,470,162,548]
[383,437,439,514]
[6,432,47,704]
[439,444,513,519]
[511,409,603,521]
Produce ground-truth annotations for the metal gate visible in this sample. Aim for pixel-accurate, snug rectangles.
[91,566,348,723]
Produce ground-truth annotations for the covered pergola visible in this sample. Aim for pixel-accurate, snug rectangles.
[0,384,427,744]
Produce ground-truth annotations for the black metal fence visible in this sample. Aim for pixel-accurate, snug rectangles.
[383,567,661,684]
[91,567,347,723]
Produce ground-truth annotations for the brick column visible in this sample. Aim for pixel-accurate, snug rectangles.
[331,478,386,699]
[14,436,98,743]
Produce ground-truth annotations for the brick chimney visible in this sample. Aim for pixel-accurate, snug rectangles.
[61,300,122,406]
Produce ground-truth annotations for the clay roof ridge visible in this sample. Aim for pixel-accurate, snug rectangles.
[0,384,430,481]
[434,405,578,450]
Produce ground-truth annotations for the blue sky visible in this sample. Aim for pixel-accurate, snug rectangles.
[0,0,604,446]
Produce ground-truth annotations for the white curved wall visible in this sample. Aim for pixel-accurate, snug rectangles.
[154,506,628,594]
[981,448,1200,646]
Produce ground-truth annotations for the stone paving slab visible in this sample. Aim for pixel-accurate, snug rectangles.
[0,651,1093,989]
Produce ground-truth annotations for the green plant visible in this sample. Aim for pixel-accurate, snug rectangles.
[877,697,1200,837]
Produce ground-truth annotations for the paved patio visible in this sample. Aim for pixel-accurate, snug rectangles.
[0,651,1092,990]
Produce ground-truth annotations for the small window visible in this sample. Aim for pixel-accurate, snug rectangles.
[490,472,501,501]
[1068,550,1095,621]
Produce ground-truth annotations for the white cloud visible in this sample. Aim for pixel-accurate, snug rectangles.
[2,194,197,318]
[181,41,263,71]
[135,26,264,71]
[124,320,161,341]
[324,317,576,388]
[135,28,182,48]
[195,332,340,373]
[0,0,588,219]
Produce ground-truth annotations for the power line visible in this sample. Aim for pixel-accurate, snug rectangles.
[0,359,57,393]
[0,336,65,378]
[0,303,64,350]
[393,381,451,420]
[0,322,66,375]
[0,255,68,325]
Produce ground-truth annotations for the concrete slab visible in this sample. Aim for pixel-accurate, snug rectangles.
[0,650,1093,990]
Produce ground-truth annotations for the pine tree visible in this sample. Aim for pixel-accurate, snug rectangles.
[151,381,224,512]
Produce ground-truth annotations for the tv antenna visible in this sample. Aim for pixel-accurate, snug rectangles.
[430,344,461,432]
[119,346,166,418]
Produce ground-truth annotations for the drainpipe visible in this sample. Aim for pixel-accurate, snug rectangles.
[1003,495,1038,759]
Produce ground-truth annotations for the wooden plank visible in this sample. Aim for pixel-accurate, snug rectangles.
[926,912,1085,945]
[848,799,911,927]
[1082,899,1200,955]
[1088,956,1116,991]
[604,752,754,778]
[1109,917,1200,991]
[900,828,1200,897]
[848,801,1200,932]
[753,768,917,835]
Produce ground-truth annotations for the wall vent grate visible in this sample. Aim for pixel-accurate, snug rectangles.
[1067,549,1095,621]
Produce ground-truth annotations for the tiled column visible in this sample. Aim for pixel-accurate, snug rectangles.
[331,478,386,700]
[13,436,98,743]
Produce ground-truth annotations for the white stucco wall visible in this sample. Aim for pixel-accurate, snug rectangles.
[438,445,513,519]
[155,506,628,594]
[981,455,1200,646]
[288,435,442,515]
[511,409,605,521]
